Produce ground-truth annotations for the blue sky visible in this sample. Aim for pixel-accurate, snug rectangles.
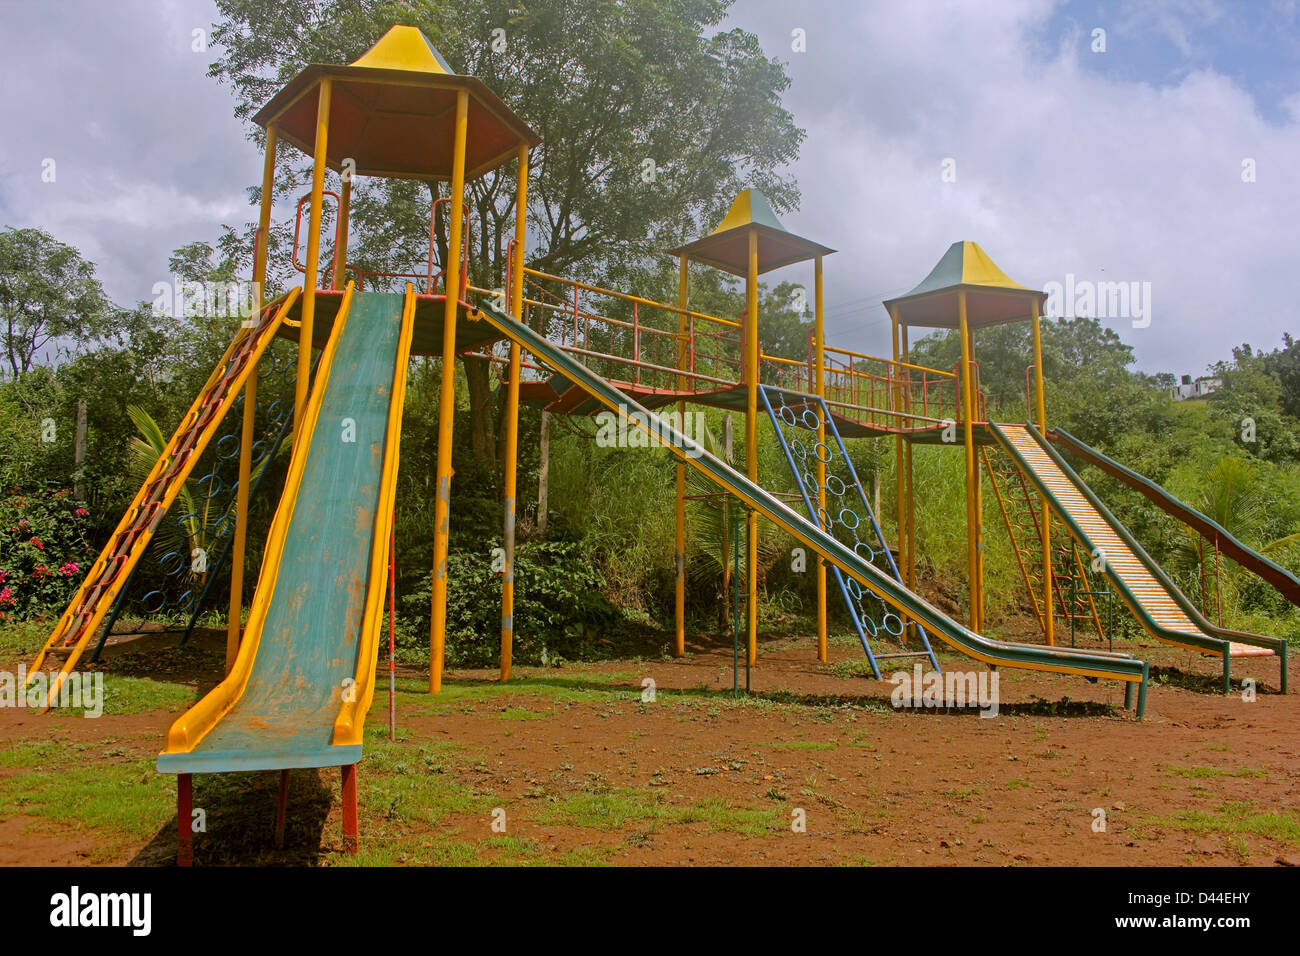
[1037,0,1300,124]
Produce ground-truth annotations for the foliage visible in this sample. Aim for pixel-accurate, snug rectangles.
[400,538,620,667]
[0,489,94,621]
[0,227,118,380]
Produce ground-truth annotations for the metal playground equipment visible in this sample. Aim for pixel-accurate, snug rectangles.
[26,25,1291,862]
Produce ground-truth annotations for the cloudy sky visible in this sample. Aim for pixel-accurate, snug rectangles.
[2,0,1298,376]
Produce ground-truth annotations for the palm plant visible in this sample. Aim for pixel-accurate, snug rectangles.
[125,404,271,595]
[685,415,781,630]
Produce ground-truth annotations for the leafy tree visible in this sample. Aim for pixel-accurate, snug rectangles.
[1207,344,1300,462]
[0,227,117,380]
[207,0,803,475]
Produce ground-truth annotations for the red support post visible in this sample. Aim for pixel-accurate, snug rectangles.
[177,773,193,867]
[341,764,358,854]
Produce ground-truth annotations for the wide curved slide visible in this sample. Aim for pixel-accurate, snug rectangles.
[991,422,1286,693]
[158,286,415,773]
[1048,426,1300,610]
[472,301,1151,710]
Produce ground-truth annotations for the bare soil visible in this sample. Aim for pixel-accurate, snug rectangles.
[1,625,1296,867]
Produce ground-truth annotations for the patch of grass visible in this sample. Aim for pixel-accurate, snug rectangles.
[1146,801,1300,846]
[828,658,877,680]
[1161,764,1268,780]
[0,740,171,857]
[99,675,197,716]
[0,619,54,658]
[769,740,837,751]
[1003,778,1032,790]
[360,740,495,827]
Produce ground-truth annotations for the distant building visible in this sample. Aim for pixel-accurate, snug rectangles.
[1168,374,1221,401]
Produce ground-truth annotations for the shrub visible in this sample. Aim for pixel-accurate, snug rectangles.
[0,488,94,622]
[399,538,619,668]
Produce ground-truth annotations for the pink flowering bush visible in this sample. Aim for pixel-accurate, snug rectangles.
[0,490,92,620]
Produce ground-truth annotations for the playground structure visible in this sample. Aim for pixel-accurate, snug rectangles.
[25,26,1294,862]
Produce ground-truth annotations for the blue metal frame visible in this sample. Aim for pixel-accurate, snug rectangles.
[760,385,940,675]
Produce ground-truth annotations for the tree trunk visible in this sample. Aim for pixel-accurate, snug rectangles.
[537,411,550,535]
[463,354,496,468]
[74,398,87,500]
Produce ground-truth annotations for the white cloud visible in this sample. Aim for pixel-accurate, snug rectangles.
[735,0,1300,374]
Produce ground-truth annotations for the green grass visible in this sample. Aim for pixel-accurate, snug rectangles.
[1161,764,1269,780]
[1145,801,1300,846]
[379,672,641,717]
[769,740,837,751]
[0,619,53,658]
[491,706,548,721]
[98,674,196,716]
[0,740,172,859]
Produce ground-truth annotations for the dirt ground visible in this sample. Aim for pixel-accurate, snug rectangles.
[0,626,1296,867]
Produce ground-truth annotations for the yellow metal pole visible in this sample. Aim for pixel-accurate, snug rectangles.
[746,229,759,667]
[901,323,916,593]
[430,89,470,693]
[296,78,331,441]
[501,144,529,682]
[891,308,907,586]
[674,255,688,658]
[227,124,277,674]
[958,291,980,631]
[1031,299,1053,645]
[814,256,827,663]
[333,177,351,291]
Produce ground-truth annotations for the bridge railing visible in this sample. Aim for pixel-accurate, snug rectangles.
[469,265,965,432]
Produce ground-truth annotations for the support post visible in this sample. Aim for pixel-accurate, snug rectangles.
[814,256,827,662]
[296,81,331,441]
[341,764,358,854]
[501,143,529,682]
[745,229,759,667]
[229,123,277,673]
[333,177,351,290]
[1030,299,1052,645]
[891,308,907,592]
[675,255,689,658]
[274,769,289,849]
[958,291,980,631]
[901,324,916,592]
[429,89,470,693]
[177,773,193,867]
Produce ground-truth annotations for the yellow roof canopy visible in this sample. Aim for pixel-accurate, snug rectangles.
[667,189,834,276]
[252,25,540,182]
[883,241,1046,329]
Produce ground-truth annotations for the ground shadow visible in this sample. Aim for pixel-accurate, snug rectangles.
[129,769,336,866]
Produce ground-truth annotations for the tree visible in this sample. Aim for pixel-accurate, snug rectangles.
[0,227,117,380]
[207,0,803,477]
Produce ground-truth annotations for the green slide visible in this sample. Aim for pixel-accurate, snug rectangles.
[471,302,1151,714]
